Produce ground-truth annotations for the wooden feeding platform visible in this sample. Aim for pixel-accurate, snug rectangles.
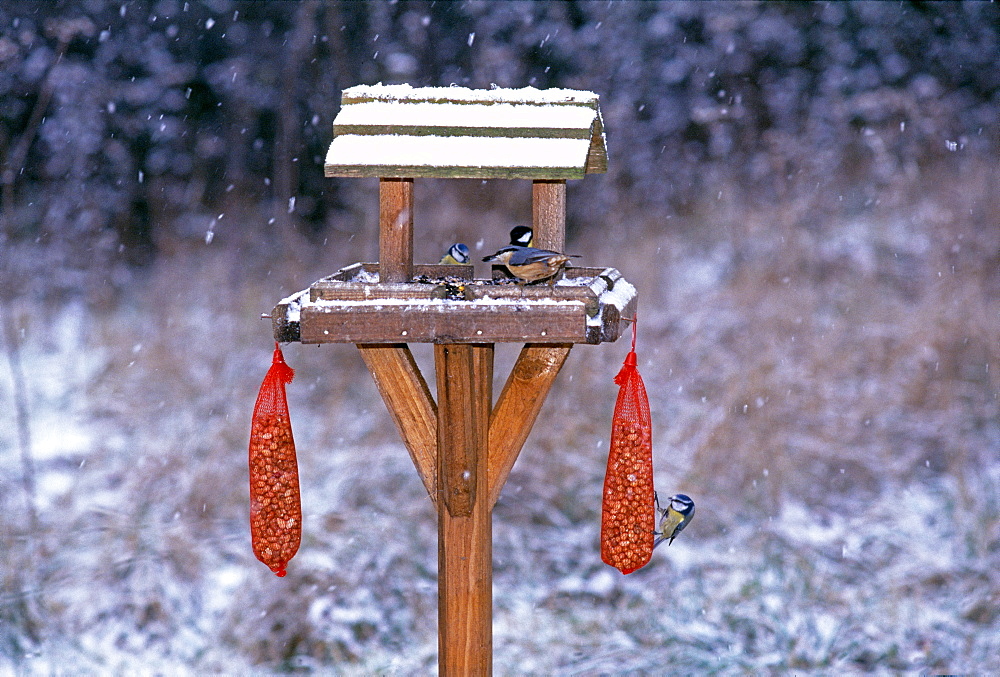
[272,263,635,346]
[271,84,637,676]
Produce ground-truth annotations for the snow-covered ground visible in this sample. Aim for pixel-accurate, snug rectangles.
[1,171,997,672]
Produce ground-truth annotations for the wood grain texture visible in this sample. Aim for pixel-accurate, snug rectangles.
[311,263,473,295]
[289,265,635,346]
[435,343,493,676]
[596,284,637,345]
[586,113,608,174]
[379,178,414,283]
[315,283,449,302]
[270,289,306,343]
[488,344,572,507]
[357,344,437,501]
[435,345,481,516]
[532,180,566,252]
[300,302,587,344]
[334,124,591,139]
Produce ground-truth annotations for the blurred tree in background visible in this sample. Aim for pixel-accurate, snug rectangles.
[1,1,997,301]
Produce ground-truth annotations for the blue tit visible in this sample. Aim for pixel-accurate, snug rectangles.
[439,242,471,265]
[482,245,576,284]
[509,225,534,247]
[654,493,695,547]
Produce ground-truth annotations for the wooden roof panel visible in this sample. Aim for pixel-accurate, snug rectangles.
[334,101,597,133]
[325,84,607,180]
[325,135,592,179]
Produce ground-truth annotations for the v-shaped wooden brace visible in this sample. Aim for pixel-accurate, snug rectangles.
[356,341,570,676]
[357,342,572,510]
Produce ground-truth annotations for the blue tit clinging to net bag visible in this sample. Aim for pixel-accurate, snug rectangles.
[654,493,695,547]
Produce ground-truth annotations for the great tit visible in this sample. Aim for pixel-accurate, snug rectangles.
[482,245,576,284]
[509,225,533,247]
[439,243,470,265]
[654,493,695,547]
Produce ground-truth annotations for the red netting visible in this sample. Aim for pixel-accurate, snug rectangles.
[249,342,301,577]
[600,319,655,574]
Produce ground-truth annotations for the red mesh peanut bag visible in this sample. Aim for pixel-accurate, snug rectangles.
[249,342,301,577]
[601,319,655,574]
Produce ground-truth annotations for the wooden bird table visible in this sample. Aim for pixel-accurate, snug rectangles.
[270,84,636,675]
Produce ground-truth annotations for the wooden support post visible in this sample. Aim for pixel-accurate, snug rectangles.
[435,343,493,676]
[357,343,438,501]
[488,343,572,507]
[532,180,566,252]
[379,178,414,283]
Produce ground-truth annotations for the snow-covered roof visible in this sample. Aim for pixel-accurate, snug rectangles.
[325,84,607,180]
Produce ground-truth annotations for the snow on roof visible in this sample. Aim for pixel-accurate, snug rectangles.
[342,83,600,107]
[335,101,596,133]
[325,135,592,179]
[325,84,607,179]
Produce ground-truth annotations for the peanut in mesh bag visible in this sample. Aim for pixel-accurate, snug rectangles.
[249,343,301,577]
[600,321,655,575]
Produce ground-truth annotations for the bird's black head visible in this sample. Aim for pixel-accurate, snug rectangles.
[509,225,533,247]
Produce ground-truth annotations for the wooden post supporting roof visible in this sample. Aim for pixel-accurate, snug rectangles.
[379,178,414,283]
[532,180,566,252]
